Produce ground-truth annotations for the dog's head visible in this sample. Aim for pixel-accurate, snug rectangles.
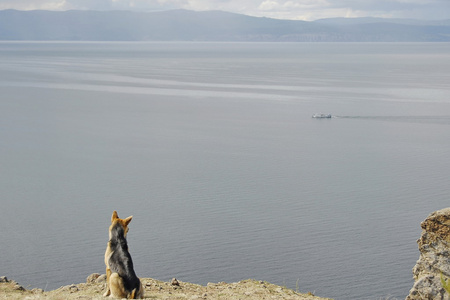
[109,210,132,238]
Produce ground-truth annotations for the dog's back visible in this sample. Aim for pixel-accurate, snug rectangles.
[104,211,143,299]
[108,223,142,295]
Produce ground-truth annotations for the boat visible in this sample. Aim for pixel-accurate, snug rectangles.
[312,114,332,118]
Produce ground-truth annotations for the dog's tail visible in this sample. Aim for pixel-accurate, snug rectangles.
[129,288,138,299]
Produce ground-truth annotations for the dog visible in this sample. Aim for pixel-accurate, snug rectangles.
[103,211,144,299]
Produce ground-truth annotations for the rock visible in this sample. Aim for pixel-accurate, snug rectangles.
[171,278,180,286]
[86,273,100,283]
[406,208,450,300]
[13,284,25,291]
[0,276,8,283]
[96,274,107,283]
[69,284,79,293]
[31,288,44,293]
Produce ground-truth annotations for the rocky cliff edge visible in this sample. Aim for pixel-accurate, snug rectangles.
[407,207,450,300]
[0,274,331,300]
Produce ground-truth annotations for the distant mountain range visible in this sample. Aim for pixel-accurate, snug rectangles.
[1,9,449,42]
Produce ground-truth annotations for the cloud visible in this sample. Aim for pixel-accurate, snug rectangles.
[253,0,450,20]
[0,0,68,10]
[258,0,280,11]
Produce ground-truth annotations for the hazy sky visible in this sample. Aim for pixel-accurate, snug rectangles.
[0,0,448,20]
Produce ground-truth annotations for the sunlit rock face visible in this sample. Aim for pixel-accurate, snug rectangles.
[407,208,450,300]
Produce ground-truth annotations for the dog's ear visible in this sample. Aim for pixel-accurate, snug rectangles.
[112,211,119,222]
[124,216,133,226]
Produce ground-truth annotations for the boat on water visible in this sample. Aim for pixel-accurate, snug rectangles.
[312,114,332,118]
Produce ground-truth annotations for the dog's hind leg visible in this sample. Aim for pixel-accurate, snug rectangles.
[109,272,127,299]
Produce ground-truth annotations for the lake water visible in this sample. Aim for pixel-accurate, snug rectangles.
[1,42,450,299]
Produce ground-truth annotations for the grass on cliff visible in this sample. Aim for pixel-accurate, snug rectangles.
[441,272,450,294]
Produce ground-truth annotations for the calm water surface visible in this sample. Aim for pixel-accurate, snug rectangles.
[1,42,450,299]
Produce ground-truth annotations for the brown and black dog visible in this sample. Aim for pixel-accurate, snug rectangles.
[103,211,144,299]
